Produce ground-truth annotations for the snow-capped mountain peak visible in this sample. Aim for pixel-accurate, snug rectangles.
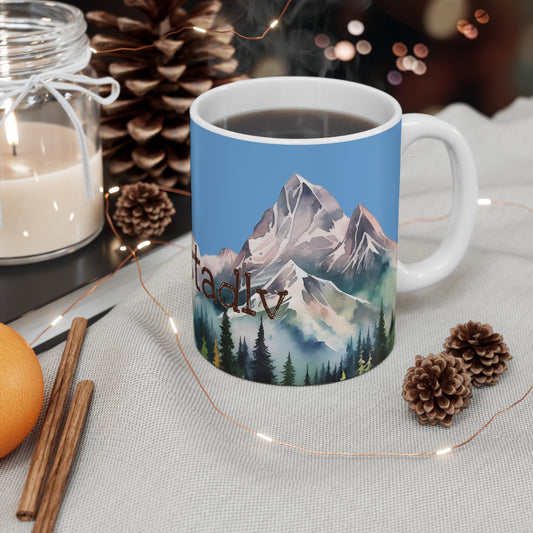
[234,173,349,281]
[321,203,397,285]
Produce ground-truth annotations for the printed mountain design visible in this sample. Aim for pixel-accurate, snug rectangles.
[321,203,397,293]
[234,173,350,286]
[201,247,237,279]
[214,173,397,295]
[246,260,378,353]
[193,173,397,385]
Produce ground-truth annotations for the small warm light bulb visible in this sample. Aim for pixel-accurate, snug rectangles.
[90,47,98,54]
[137,240,151,250]
[119,245,127,252]
[108,186,120,194]
[436,447,452,456]
[477,198,492,206]
[51,315,63,327]
[169,317,178,334]
[257,433,273,442]
[193,26,207,33]
[270,19,279,28]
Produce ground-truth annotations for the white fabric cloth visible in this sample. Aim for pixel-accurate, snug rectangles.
[1,99,532,532]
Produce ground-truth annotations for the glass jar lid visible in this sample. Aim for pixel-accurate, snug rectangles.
[0,0,89,80]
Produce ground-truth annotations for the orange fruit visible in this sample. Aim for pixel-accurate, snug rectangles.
[0,323,44,459]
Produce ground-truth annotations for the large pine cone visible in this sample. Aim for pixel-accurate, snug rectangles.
[402,353,472,427]
[113,182,176,238]
[443,321,512,387]
[87,0,247,189]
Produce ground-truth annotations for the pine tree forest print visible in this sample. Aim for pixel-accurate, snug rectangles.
[193,174,398,385]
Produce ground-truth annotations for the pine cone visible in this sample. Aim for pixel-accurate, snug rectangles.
[87,0,247,189]
[443,321,512,387]
[113,182,176,238]
[402,353,472,427]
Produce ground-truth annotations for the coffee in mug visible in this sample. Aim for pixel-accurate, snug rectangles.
[213,108,377,138]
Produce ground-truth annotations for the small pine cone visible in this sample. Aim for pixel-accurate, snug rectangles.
[402,353,472,427]
[113,182,175,239]
[443,321,512,387]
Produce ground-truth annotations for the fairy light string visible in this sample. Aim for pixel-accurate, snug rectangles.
[400,198,533,227]
[90,0,293,55]
[27,184,533,459]
[29,249,136,346]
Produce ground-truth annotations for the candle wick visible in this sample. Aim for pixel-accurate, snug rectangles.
[12,144,17,156]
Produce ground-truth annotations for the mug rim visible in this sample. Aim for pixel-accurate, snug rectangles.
[190,76,403,145]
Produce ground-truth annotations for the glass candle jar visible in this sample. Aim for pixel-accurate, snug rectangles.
[0,0,118,264]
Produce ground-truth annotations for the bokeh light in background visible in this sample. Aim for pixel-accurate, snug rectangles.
[412,60,427,75]
[356,40,372,55]
[314,33,330,48]
[392,42,408,57]
[387,71,403,86]
[463,25,479,39]
[413,43,429,58]
[324,46,337,61]
[456,19,469,33]
[334,40,356,61]
[401,55,417,71]
[347,19,365,36]
[475,9,490,24]
[396,57,407,72]
[423,0,468,39]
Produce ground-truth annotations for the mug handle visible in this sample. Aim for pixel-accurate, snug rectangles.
[396,113,478,293]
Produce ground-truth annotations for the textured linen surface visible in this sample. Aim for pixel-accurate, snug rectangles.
[1,100,532,532]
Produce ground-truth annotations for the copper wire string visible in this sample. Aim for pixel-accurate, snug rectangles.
[399,199,533,227]
[91,0,293,55]
[450,383,533,452]
[491,199,533,213]
[399,213,450,227]
[156,185,191,197]
[27,183,533,458]
[29,251,135,346]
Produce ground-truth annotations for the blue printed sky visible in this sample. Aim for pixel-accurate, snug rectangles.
[191,122,402,256]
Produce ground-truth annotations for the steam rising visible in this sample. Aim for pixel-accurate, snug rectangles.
[221,0,371,79]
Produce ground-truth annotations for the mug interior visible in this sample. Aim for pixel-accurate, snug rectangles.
[190,76,402,144]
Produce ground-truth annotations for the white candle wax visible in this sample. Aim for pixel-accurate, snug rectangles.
[0,121,104,260]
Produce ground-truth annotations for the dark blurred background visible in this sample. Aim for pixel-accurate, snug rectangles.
[77,0,533,116]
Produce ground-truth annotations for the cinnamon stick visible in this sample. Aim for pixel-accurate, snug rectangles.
[32,380,94,533]
[17,317,88,521]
